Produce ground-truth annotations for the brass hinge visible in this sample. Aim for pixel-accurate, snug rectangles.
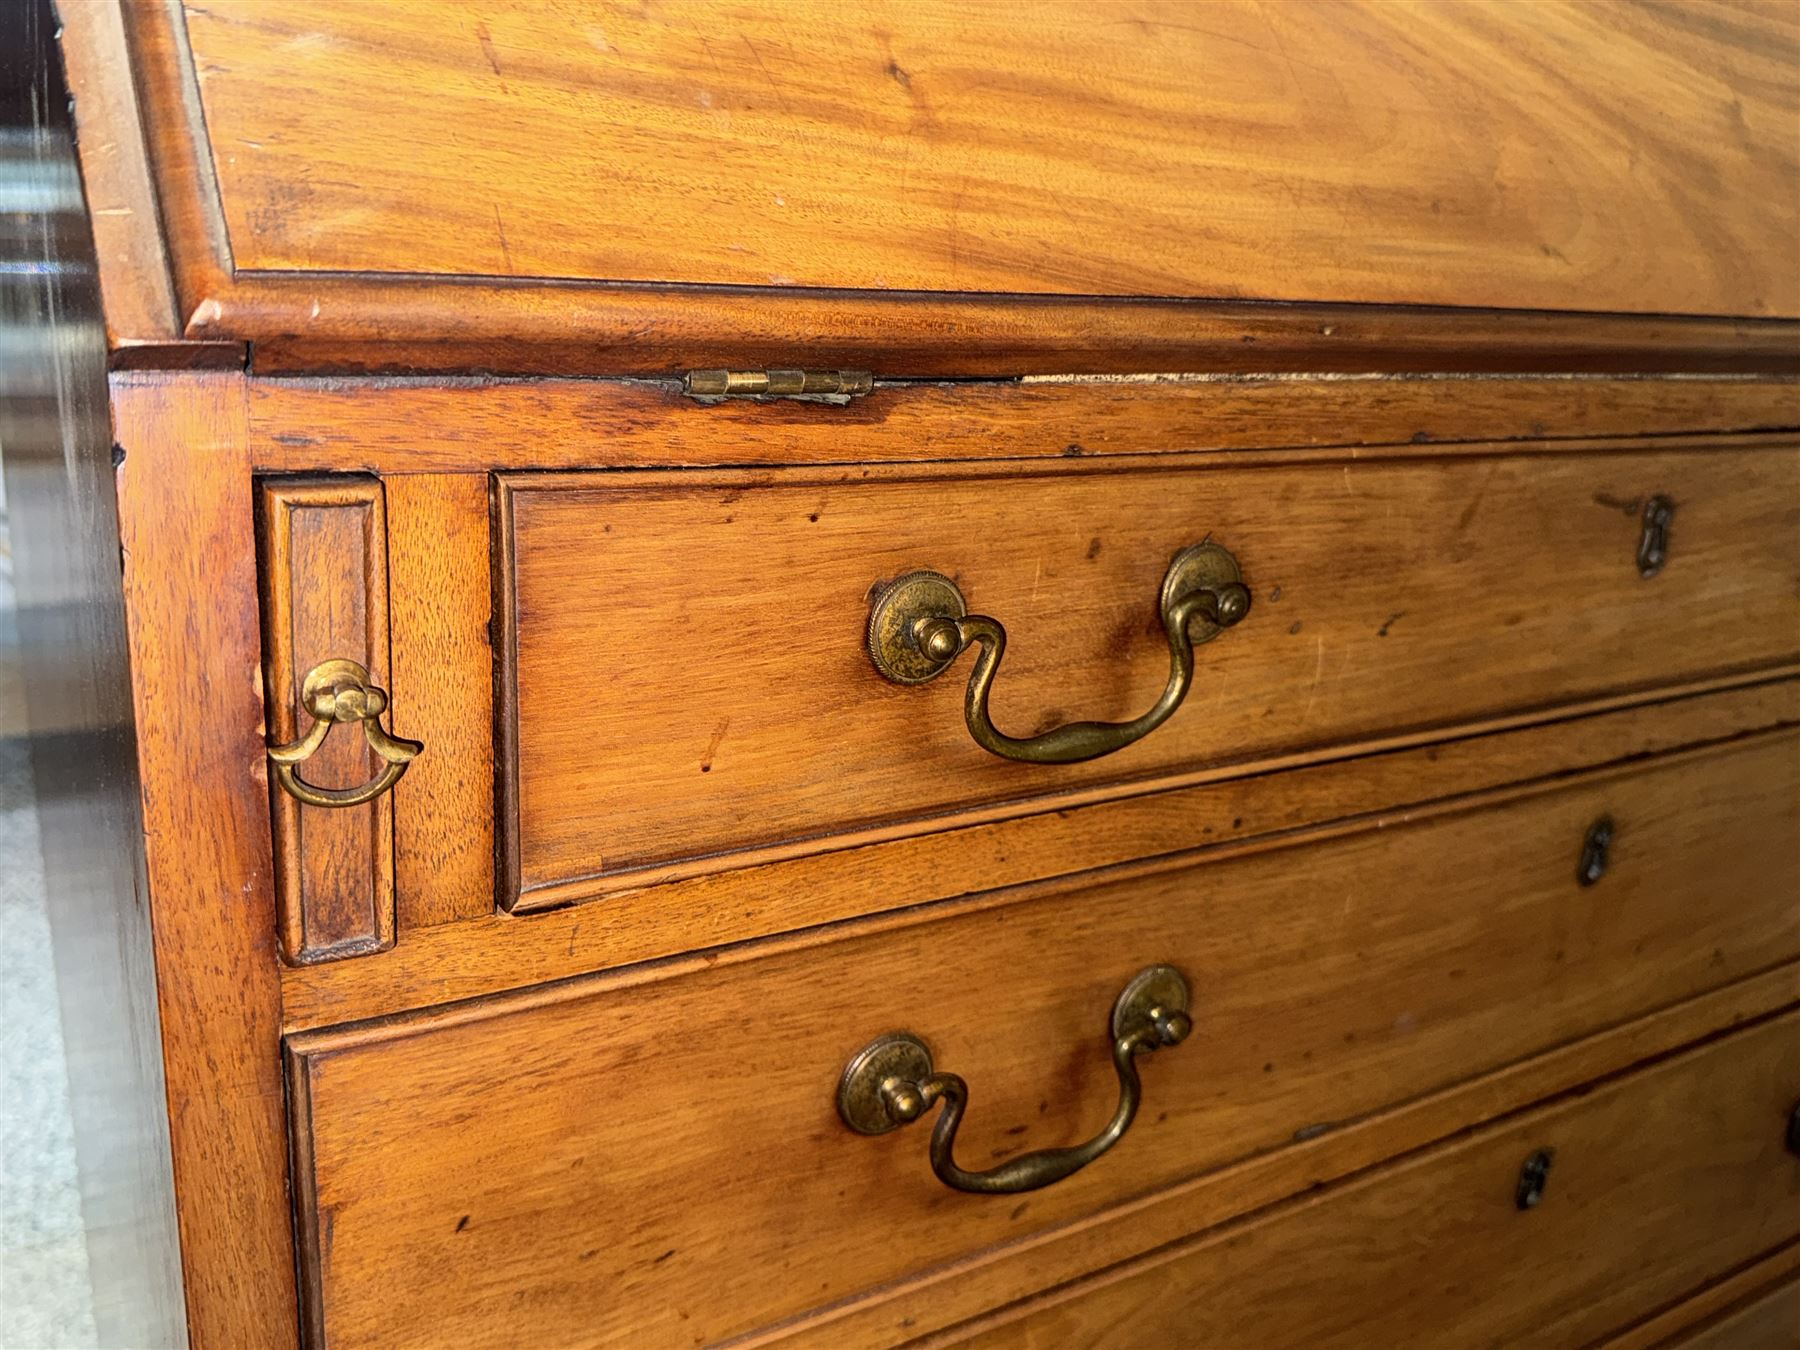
[683,368,874,404]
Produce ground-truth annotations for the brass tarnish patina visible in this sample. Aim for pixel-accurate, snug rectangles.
[866,541,1250,763]
[683,368,874,403]
[1515,1149,1555,1210]
[836,965,1192,1195]
[266,658,423,808]
[1637,494,1674,577]
[1577,816,1614,887]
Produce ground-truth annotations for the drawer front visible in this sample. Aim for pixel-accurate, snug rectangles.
[495,446,1800,909]
[949,1009,1800,1350]
[287,736,1799,1347]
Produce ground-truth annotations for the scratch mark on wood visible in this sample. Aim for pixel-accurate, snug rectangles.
[494,206,515,275]
[1299,635,1325,724]
[701,717,731,773]
[1377,610,1405,637]
[474,22,510,93]
[740,36,791,115]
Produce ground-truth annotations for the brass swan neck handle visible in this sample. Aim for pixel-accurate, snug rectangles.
[838,966,1192,1195]
[267,658,423,808]
[867,543,1250,765]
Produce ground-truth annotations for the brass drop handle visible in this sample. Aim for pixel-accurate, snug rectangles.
[867,542,1251,764]
[266,658,423,808]
[837,966,1191,1195]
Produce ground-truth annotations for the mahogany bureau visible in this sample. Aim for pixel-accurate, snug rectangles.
[10,2,1800,1347]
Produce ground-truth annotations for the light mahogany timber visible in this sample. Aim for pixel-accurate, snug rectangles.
[493,444,1800,909]
[772,966,1800,1350]
[32,2,1800,1345]
[209,290,1800,381]
[113,0,230,318]
[256,476,397,963]
[936,1011,1800,1350]
[1654,1278,1800,1350]
[49,4,1800,375]
[383,475,495,931]
[110,373,298,1349]
[52,0,178,344]
[283,678,1800,1029]
[242,377,1800,476]
[1598,1242,1800,1350]
[283,736,1798,1348]
[179,1,1799,314]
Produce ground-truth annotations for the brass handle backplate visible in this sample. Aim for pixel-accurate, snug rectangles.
[837,965,1192,1194]
[867,542,1250,764]
[266,658,423,808]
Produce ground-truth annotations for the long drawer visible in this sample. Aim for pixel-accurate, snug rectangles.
[493,445,1800,909]
[946,1008,1800,1349]
[285,734,1800,1347]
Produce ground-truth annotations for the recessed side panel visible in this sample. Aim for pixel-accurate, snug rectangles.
[257,475,397,963]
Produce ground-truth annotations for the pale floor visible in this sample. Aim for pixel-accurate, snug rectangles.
[0,477,102,1349]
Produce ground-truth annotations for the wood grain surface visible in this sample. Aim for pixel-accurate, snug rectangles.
[58,3,1800,373]
[245,376,1800,476]
[286,736,1798,1348]
[1600,1240,1800,1350]
[179,0,1800,317]
[53,0,179,344]
[286,679,1800,1028]
[775,965,1800,1350]
[257,477,396,963]
[1658,1278,1800,1350]
[209,284,1800,379]
[382,474,495,932]
[939,1010,1800,1350]
[110,373,299,1350]
[494,445,1800,908]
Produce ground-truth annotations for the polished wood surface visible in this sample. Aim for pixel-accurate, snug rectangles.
[33,5,1800,1345]
[244,376,1800,476]
[288,678,1800,1029]
[110,373,298,1350]
[286,737,1796,1347]
[779,966,1800,1350]
[383,475,494,932]
[42,4,1799,375]
[257,476,396,964]
[1598,1241,1800,1350]
[52,0,179,346]
[1662,1278,1800,1350]
[204,286,1800,380]
[181,1,1799,316]
[942,1009,1800,1349]
[495,445,1800,907]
